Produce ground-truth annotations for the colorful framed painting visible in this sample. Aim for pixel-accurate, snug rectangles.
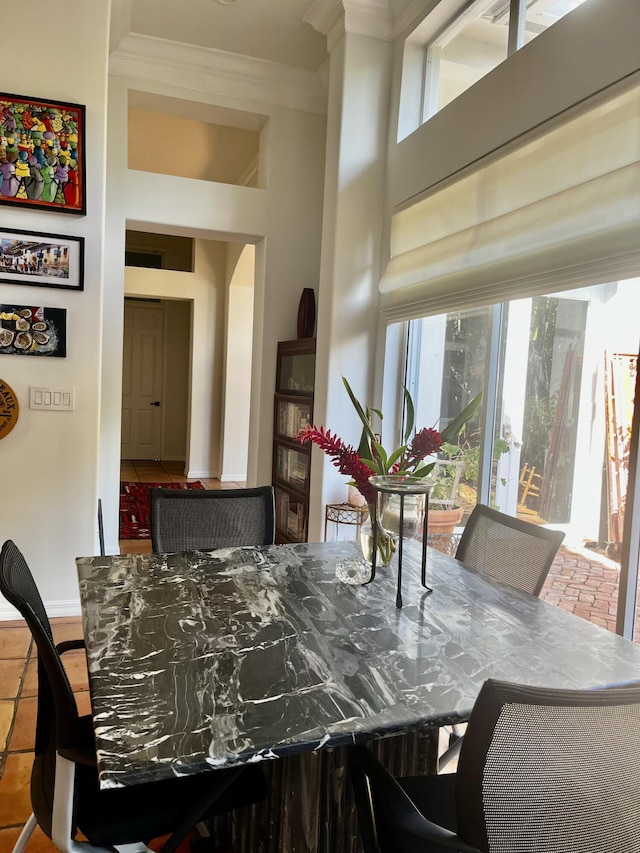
[0,228,84,290]
[0,305,67,358]
[0,93,85,215]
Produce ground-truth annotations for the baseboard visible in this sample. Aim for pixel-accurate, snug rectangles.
[186,470,218,479]
[0,598,81,622]
[220,474,247,483]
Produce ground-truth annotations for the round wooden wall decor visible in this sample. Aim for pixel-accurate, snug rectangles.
[0,379,19,440]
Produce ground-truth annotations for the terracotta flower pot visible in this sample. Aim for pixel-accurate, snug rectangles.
[427,505,464,534]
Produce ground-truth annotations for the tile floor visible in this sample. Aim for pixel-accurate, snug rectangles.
[0,461,634,850]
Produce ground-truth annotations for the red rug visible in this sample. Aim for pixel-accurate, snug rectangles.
[119,481,205,540]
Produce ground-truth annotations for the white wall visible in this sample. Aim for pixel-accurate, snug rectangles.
[221,244,255,482]
[310,29,394,540]
[0,0,110,619]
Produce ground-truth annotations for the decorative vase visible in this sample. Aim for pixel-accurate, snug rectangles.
[381,493,425,540]
[360,505,398,567]
[347,484,367,507]
[296,288,316,339]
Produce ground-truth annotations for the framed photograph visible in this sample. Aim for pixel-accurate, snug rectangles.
[0,228,84,290]
[0,304,66,358]
[0,92,85,215]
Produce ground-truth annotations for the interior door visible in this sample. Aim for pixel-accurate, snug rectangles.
[121,301,164,460]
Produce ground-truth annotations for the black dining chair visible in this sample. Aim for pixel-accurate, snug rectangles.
[350,677,640,853]
[0,539,268,853]
[454,504,565,596]
[150,485,275,553]
[439,505,566,772]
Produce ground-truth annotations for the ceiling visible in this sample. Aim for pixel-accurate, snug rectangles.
[127,0,329,72]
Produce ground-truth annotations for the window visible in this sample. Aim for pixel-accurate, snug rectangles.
[403,279,640,638]
[423,0,510,122]
[524,0,590,44]
[400,0,591,136]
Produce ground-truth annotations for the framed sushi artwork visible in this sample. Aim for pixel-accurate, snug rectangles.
[0,228,84,291]
[0,305,67,358]
[0,92,86,215]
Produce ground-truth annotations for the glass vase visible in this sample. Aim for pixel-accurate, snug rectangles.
[380,493,425,541]
[360,504,399,567]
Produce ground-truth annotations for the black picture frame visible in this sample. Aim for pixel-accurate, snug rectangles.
[0,227,84,291]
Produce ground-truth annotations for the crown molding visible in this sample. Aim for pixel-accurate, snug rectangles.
[306,0,395,48]
[110,33,328,116]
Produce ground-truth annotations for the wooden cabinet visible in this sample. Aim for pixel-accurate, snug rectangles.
[273,338,315,543]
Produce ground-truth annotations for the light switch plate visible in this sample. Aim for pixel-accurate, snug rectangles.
[30,387,75,411]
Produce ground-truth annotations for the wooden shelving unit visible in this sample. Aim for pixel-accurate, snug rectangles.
[272,338,315,543]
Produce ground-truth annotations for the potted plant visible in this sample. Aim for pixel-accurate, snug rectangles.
[296,379,481,564]
[427,435,511,533]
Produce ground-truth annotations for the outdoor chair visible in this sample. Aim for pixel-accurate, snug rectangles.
[0,540,268,853]
[439,505,565,772]
[349,678,640,853]
[150,485,275,553]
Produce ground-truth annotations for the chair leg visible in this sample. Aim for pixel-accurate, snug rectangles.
[11,813,37,853]
[51,753,117,853]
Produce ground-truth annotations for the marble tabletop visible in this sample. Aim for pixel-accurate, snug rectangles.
[77,541,640,789]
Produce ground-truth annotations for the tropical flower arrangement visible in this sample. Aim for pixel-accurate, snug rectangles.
[296,377,481,563]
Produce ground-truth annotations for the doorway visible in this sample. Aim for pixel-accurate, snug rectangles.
[121,297,190,463]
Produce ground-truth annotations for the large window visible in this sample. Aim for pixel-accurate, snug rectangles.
[400,0,590,136]
[404,280,640,638]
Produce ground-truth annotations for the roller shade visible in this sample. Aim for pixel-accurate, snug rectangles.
[380,82,640,321]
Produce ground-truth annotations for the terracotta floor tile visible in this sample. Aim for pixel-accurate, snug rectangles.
[0,660,26,699]
[23,651,87,701]
[0,628,31,660]
[0,701,15,752]
[8,698,36,752]
[0,825,60,853]
[0,619,27,629]
[74,691,92,716]
[63,653,89,693]
[50,622,83,647]
[50,615,82,626]
[0,753,33,826]
[20,660,37,699]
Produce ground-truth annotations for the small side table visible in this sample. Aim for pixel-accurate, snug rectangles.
[324,502,368,541]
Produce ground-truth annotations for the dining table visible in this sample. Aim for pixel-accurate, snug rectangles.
[76,540,640,853]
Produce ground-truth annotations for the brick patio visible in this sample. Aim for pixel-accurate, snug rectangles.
[541,546,622,634]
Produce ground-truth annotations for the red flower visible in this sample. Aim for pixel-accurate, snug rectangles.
[408,427,442,461]
[296,425,376,504]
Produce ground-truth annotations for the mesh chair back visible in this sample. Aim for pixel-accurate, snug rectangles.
[456,678,640,853]
[150,485,275,553]
[0,540,79,760]
[455,504,565,596]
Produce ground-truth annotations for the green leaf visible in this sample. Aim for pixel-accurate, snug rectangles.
[386,445,407,469]
[342,377,377,445]
[357,427,373,462]
[403,387,415,443]
[411,461,436,479]
[372,439,388,472]
[440,392,482,444]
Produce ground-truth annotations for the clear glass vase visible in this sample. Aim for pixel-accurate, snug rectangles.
[380,493,425,541]
[360,505,399,567]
